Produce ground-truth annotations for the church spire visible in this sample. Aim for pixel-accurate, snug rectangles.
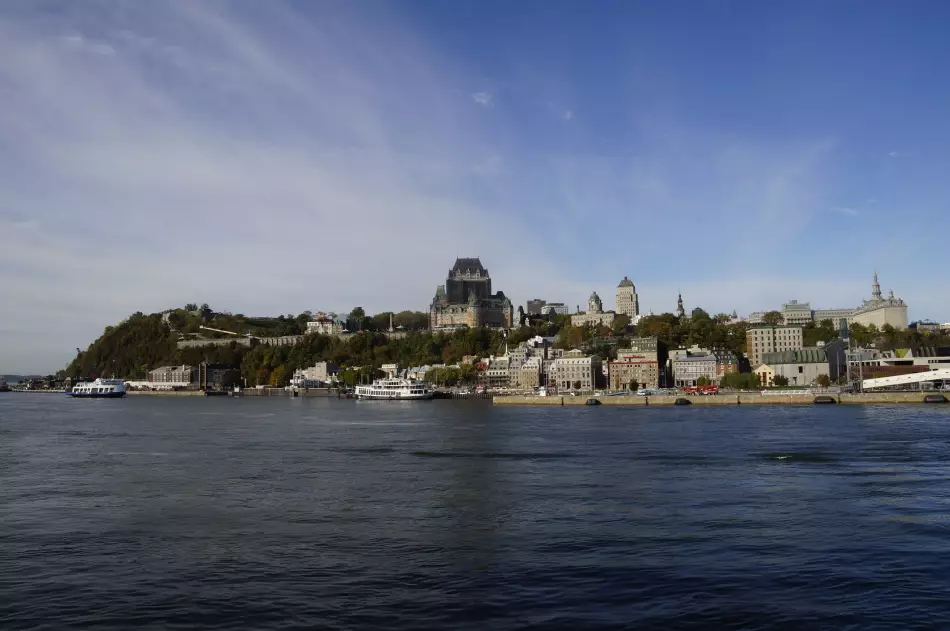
[675,292,685,318]
[872,272,882,301]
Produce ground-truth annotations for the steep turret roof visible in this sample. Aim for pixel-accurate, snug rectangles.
[452,258,487,275]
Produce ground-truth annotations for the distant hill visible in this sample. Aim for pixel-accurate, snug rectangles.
[60,308,311,379]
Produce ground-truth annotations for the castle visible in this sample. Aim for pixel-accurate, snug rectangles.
[429,258,513,330]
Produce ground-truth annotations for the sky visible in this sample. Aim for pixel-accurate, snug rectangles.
[2,0,950,373]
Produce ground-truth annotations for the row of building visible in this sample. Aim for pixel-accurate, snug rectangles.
[126,363,240,390]
[748,273,909,330]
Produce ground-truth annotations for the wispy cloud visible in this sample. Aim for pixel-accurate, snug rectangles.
[471,91,492,107]
[830,206,859,216]
[562,109,574,121]
[888,150,899,157]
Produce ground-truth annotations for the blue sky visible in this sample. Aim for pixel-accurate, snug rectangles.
[2,0,949,373]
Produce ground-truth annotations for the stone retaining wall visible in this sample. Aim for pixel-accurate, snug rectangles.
[494,392,947,406]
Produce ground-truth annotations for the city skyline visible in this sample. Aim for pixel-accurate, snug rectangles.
[2,1,950,373]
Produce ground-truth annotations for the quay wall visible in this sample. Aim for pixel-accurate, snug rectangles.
[127,390,205,396]
[494,392,948,406]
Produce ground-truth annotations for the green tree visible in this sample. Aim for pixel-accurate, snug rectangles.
[773,375,789,386]
[762,311,784,325]
[628,379,639,392]
[815,373,831,388]
[696,375,711,386]
[573,380,582,391]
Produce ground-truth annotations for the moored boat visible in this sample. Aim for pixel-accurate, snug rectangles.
[355,378,434,400]
[68,378,127,398]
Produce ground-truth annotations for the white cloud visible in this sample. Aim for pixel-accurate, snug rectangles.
[471,91,492,107]
[830,206,859,216]
[888,151,899,157]
[562,109,574,121]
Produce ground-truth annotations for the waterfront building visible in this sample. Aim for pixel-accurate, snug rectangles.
[571,292,616,328]
[762,349,830,386]
[484,356,512,389]
[609,336,665,389]
[148,365,194,386]
[753,363,775,387]
[615,277,639,319]
[513,357,542,390]
[551,349,602,393]
[746,325,803,368]
[429,258,514,330]
[195,363,239,390]
[381,363,399,378]
[713,350,740,382]
[669,348,718,387]
[294,361,339,384]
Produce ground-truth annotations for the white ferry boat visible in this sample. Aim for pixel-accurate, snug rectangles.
[68,378,127,399]
[355,378,434,400]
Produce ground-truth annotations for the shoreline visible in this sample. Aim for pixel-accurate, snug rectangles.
[494,392,949,406]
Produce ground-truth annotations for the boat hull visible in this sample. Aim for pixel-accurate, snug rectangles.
[357,393,434,401]
[67,392,126,399]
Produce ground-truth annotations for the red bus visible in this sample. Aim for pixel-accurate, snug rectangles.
[683,385,719,395]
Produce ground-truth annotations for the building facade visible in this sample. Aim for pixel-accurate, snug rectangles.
[762,349,831,386]
[746,325,804,367]
[670,352,718,387]
[850,273,908,329]
[526,299,547,315]
[551,349,602,393]
[571,292,616,328]
[297,361,339,383]
[148,365,194,385]
[430,258,514,330]
[747,274,907,330]
[541,302,568,316]
[615,277,640,319]
[306,312,345,336]
[610,336,665,389]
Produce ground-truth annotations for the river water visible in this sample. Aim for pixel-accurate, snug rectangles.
[3,396,950,629]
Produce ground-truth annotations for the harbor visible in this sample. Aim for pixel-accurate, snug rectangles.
[495,391,950,406]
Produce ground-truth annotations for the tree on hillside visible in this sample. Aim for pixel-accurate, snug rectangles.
[762,311,784,325]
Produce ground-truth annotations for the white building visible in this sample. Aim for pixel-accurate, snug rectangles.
[849,273,908,329]
[762,349,830,386]
[295,361,339,384]
[551,349,602,393]
[571,292,616,328]
[306,312,345,336]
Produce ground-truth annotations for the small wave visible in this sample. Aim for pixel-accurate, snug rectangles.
[325,447,396,454]
[758,452,835,463]
[411,450,574,460]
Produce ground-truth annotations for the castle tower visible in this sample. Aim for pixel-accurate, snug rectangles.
[616,277,639,318]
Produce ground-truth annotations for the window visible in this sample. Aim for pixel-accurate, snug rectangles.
[798,366,803,374]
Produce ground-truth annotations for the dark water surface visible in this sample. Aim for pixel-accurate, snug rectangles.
[3,396,950,629]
